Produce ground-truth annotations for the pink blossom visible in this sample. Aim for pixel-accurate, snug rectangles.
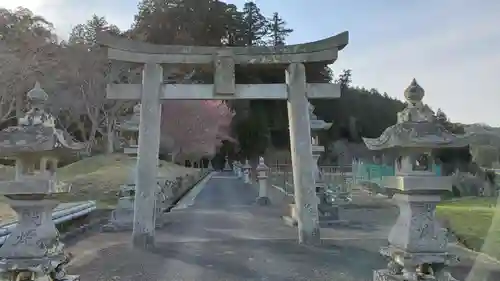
[160,100,234,158]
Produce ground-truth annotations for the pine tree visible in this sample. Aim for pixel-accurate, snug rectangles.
[68,14,120,45]
[335,69,352,91]
[266,12,293,46]
[435,108,448,124]
[241,1,268,46]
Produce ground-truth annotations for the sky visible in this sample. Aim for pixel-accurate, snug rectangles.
[2,0,500,126]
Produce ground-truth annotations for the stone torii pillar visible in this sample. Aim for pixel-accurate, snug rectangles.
[98,31,349,247]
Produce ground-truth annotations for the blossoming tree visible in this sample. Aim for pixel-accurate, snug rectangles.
[160,100,234,162]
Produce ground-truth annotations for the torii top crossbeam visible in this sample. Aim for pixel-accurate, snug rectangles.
[97,31,349,100]
[97,31,348,65]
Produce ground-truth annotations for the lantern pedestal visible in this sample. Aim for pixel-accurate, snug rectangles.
[374,175,458,281]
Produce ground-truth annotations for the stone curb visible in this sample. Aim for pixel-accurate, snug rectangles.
[164,170,211,212]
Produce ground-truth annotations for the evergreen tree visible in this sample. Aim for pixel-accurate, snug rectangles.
[435,108,448,124]
[266,12,293,46]
[335,69,352,91]
[68,14,120,45]
[241,1,268,46]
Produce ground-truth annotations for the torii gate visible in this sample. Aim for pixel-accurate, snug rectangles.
[97,31,349,248]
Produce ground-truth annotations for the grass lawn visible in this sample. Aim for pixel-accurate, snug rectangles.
[437,197,500,260]
[0,154,198,223]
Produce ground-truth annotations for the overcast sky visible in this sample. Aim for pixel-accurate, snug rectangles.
[2,0,499,126]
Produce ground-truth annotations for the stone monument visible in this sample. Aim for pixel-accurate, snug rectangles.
[0,82,85,281]
[364,79,465,281]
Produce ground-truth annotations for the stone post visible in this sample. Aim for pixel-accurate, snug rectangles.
[255,156,271,205]
[242,159,251,184]
[133,63,163,249]
[286,63,320,245]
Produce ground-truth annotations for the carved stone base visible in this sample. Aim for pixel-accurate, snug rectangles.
[101,190,171,233]
[101,197,134,232]
[319,204,339,220]
[255,196,271,206]
[376,246,459,281]
[373,268,458,281]
[373,269,405,281]
[388,194,448,253]
[380,246,458,267]
[0,253,76,281]
[0,272,80,281]
[0,199,63,259]
[318,204,349,226]
[0,196,81,281]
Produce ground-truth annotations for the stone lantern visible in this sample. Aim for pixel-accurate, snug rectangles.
[308,103,332,183]
[364,79,466,281]
[255,156,270,205]
[242,159,251,184]
[102,103,170,232]
[120,103,141,158]
[0,82,85,281]
[308,103,345,224]
[223,155,231,171]
[235,160,243,178]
